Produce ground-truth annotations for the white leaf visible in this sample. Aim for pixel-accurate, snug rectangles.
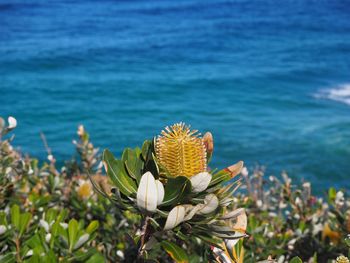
[212,247,231,263]
[221,208,245,220]
[73,233,90,250]
[8,116,17,129]
[116,250,124,259]
[190,172,212,193]
[232,209,247,232]
[183,205,202,221]
[198,194,219,214]
[155,180,164,205]
[45,233,51,243]
[60,222,68,229]
[164,205,186,230]
[0,225,7,235]
[39,220,49,233]
[225,234,242,252]
[137,172,158,212]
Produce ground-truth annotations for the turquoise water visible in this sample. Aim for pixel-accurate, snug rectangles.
[1,0,350,191]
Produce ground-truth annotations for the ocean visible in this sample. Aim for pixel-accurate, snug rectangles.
[1,0,350,192]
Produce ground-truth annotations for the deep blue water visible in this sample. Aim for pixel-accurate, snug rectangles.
[1,0,350,192]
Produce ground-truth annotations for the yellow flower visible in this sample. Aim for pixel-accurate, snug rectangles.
[322,223,340,245]
[336,256,350,263]
[155,123,207,177]
[77,180,92,199]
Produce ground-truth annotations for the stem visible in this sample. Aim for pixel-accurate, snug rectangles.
[15,236,22,263]
[137,216,151,261]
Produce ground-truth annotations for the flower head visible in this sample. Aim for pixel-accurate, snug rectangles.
[336,256,350,263]
[77,180,93,199]
[155,123,207,177]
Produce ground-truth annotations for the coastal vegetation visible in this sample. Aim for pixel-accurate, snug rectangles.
[0,117,349,262]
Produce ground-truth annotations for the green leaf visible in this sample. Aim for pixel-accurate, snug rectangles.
[161,241,189,263]
[26,255,40,263]
[103,149,137,196]
[86,253,105,263]
[141,140,152,161]
[51,221,61,237]
[209,170,231,187]
[161,176,191,206]
[328,187,336,201]
[0,252,16,263]
[123,148,144,182]
[42,250,58,263]
[86,221,99,234]
[68,219,79,252]
[10,205,20,230]
[290,257,303,263]
[26,233,42,249]
[57,209,68,222]
[193,233,223,249]
[345,235,350,247]
[73,248,98,262]
[45,208,57,224]
[141,139,159,177]
[19,212,32,236]
[0,211,7,225]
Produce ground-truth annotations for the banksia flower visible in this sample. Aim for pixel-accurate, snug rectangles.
[336,256,350,263]
[155,123,207,177]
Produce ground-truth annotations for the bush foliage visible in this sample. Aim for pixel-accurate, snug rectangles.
[0,117,349,262]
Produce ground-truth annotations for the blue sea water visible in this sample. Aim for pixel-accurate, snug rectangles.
[1,0,350,192]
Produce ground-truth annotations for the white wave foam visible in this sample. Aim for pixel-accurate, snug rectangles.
[315,84,350,106]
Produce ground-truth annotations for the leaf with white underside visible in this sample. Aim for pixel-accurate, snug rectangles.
[220,208,245,220]
[164,205,186,230]
[197,194,219,214]
[232,209,247,232]
[190,172,212,193]
[73,233,90,250]
[210,161,244,187]
[183,205,202,221]
[137,172,158,212]
[212,247,231,263]
[156,180,164,205]
[224,161,244,178]
[225,234,243,253]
